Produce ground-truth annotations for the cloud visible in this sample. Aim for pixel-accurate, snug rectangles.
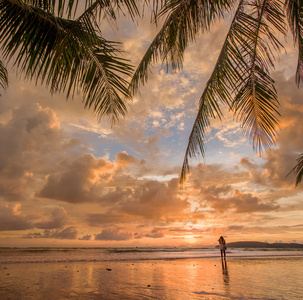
[115,178,189,221]
[0,203,33,231]
[85,178,189,227]
[215,119,245,148]
[23,227,78,239]
[0,202,69,232]
[225,224,303,236]
[145,228,165,238]
[94,228,133,241]
[227,225,244,231]
[200,184,233,198]
[0,102,82,202]
[78,234,92,240]
[242,73,303,190]
[86,212,135,226]
[1,17,303,247]
[37,154,114,203]
[116,151,141,167]
[256,74,303,185]
[34,207,67,229]
[201,188,280,213]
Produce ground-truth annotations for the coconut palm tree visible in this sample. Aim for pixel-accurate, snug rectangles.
[1,0,302,184]
[130,0,303,185]
[0,0,140,124]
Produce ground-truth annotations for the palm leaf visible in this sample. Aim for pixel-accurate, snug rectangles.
[285,0,303,85]
[0,59,8,91]
[232,0,286,153]
[180,0,287,184]
[129,0,236,95]
[23,0,140,20]
[180,1,247,185]
[0,0,134,124]
[289,153,303,186]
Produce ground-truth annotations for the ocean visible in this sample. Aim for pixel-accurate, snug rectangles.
[1,247,303,299]
[1,246,302,263]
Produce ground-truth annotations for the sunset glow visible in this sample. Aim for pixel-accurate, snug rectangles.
[0,13,303,249]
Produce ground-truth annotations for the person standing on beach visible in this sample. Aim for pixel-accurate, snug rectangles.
[218,236,226,259]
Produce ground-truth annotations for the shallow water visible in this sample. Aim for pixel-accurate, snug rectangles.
[0,247,302,263]
[0,255,303,299]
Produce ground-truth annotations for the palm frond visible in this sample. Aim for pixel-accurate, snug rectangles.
[0,59,8,91]
[129,0,236,95]
[180,0,247,185]
[22,0,140,20]
[180,0,287,185]
[232,0,286,153]
[285,0,303,85]
[289,153,303,186]
[0,0,134,124]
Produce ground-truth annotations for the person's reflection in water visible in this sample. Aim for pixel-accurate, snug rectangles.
[221,259,228,279]
[221,259,230,295]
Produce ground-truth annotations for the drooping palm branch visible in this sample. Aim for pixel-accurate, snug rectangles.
[290,153,303,186]
[232,0,286,150]
[179,0,287,184]
[0,59,8,91]
[0,0,140,123]
[129,0,303,185]
[285,0,303,85]
[129,0,236,95]
[180,0,248,184]
[284,0,303,185]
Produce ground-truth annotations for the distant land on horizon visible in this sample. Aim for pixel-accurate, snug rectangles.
[225,241,303,248]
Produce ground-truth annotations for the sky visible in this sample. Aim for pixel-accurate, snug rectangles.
[0,7,303,248]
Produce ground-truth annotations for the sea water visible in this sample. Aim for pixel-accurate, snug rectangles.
[0,246,302,263]
[1,247,303,299]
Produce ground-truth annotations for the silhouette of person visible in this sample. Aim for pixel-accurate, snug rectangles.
[218,236,226,259]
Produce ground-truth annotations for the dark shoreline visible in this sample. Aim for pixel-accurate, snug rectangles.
[225,241,303,249]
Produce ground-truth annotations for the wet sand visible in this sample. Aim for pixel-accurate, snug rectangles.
[1,257,303,299]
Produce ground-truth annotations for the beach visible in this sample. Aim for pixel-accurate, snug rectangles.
[1,254,303,299]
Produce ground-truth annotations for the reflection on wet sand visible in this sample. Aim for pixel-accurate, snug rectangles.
[1,258,303,299]
[221,258,230,295]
